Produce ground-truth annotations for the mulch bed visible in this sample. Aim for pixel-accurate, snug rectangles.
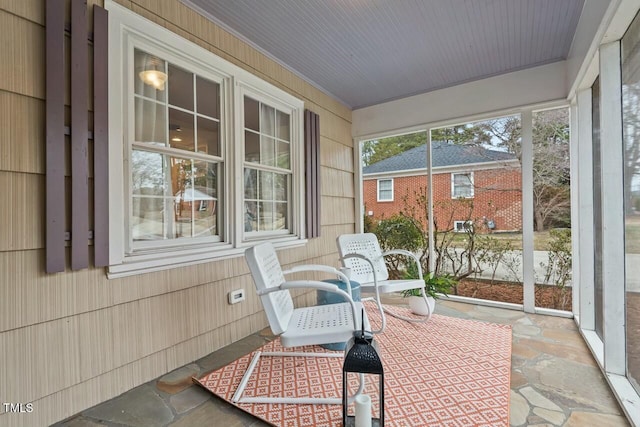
[454,278,572,311]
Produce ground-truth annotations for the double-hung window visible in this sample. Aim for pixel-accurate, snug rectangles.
[131,49,223,247]
[107,1,304,277]
[242,95,292,236]
[377,179,394,201]
[452,172,474,198]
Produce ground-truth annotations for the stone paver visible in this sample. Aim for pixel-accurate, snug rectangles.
[510,390,529,426]
[52,300,630,427]
[82,384,174,426]
[157,364,200,394]
[563,411,630,427]
[170,386,211,414]
[513,323,542,336]
[520,386,562,411]
[533,407,566,425]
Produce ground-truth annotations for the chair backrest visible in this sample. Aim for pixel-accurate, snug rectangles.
[337,233,389,284]
[245,242,294,335]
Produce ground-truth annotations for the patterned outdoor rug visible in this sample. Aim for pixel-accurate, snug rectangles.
[196,303,512,426]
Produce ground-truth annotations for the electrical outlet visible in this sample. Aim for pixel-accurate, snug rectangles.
[228,289,245,304]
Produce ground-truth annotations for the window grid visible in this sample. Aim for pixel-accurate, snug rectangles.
[377,179,393,201]
[452,172,474,198]
[243,95,292,236]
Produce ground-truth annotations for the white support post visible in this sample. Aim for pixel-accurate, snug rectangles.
[569,101,581,318]
[576,88,595,332]
[599,41,626,376]
[521,109,535,313]
[426,130,435,273]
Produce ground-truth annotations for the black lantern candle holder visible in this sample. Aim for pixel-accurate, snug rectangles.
[342,312,384,427]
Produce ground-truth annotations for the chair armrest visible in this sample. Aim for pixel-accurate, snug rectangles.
[283,264,339,276]
[382,249,424,279]
[282,265,352,295]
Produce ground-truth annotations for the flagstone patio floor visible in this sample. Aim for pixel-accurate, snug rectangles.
[54,299,630,427]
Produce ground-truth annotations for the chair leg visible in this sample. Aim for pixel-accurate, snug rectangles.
[363,293,432,334]
[232,350,361,405]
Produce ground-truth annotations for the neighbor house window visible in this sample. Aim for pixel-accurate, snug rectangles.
[377,179,394,201]
[453,220,473,232]
[107,2,304,276]
[452,172,474,198]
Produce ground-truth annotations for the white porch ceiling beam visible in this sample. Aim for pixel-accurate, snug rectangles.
[352,61,566,139]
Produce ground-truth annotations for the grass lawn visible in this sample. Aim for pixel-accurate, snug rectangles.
[625,215,640,254]
[440,230,554,251]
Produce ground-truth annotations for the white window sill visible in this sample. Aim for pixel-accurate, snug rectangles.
[107,238,308,279]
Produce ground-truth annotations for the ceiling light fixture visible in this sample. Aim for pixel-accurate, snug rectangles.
[139,68,167,90]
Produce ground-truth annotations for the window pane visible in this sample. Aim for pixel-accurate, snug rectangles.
[244,96,259,131]
[172,158,220,239]
[622,12,640,394]
[276,110,290,141]
[275,202,288,230]
[259,171,274,200]
[261,136,276,166]
[193,160,217,199]
[134,49,166,101]
[245,201,258,231]
[274,173,287,201]
[429,116,523,307]
[168,64,193,110]
[132,197,167,240]
[169,108,195,151]
[196,76,219,118]
[260,103,275,136]
[244,168,257,199]
[277,141,290,169]
[192,161,218,237]
[258,201,275,230]
[135,98,166,145]
[245,131,260,162]
[532,108,571,311]
[592,77,604,340]
[197,117,219,156]
[131,150,166,196]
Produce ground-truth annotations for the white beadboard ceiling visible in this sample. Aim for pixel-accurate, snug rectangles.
[182,0,585,109]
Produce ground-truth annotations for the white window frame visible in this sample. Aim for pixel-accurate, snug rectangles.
[377,178,394,201]
[106,1,305,278]
[451,172,474,198]
[235,83,304,243]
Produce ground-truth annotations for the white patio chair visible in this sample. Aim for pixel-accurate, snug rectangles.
[234,242,369,405]
[337,233,432,333]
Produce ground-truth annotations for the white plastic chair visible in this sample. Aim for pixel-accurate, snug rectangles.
[234,242,369,405]
[337,233,432,333]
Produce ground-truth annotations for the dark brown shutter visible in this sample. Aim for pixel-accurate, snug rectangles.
[93,6,110,267]
[45,1,109,272]
[304,110,321,238]
[45,0,66,273]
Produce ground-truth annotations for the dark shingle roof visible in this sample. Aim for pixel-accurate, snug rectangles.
[362,141,517,175]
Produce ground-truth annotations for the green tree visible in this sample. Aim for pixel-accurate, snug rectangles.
[362,132,426,166]
[430,124,491,145]
[479,110,570,230]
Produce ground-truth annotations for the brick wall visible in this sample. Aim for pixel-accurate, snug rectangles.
[364,167,522,232]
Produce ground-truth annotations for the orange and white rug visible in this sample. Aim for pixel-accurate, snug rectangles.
[197,303,512,426]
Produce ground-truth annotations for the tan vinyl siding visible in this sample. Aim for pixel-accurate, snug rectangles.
[0,0,354,425]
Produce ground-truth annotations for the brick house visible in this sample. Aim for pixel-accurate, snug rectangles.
[363,142,522,232]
